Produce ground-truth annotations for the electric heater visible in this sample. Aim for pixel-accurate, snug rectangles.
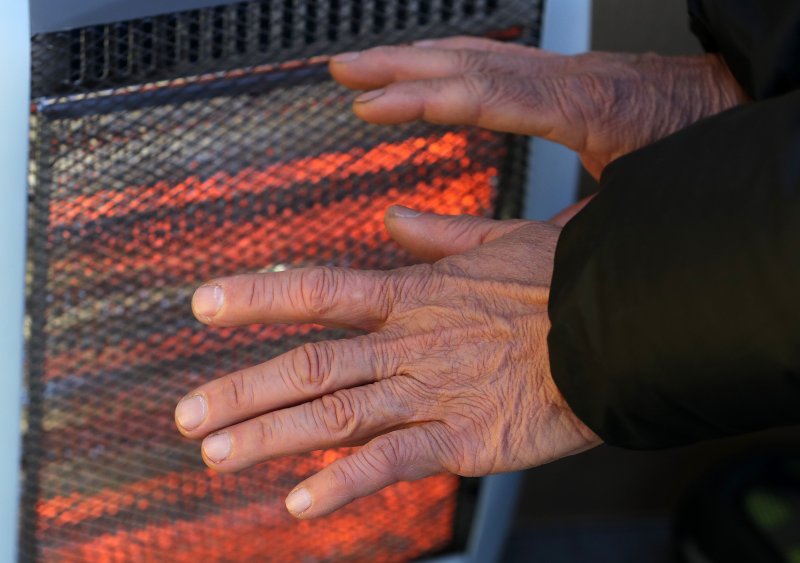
[0,0,589,561]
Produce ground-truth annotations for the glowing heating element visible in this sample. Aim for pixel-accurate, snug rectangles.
[22,0,538,559]
[29,124,507,561]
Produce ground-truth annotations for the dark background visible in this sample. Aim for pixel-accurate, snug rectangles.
[578,0,702,200]
[506,3,800,561]
[591,0,701,55]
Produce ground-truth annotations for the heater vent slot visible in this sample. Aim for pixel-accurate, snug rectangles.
[32,0,537,97]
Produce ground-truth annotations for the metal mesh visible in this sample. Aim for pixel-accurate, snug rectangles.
[23,0,540,561]
[31,0,539,98]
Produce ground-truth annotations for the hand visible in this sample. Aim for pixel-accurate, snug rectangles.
[329,37,749,179]
[175,207,600,519]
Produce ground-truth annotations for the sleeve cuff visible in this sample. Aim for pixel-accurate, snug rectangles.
[547,92,800,448]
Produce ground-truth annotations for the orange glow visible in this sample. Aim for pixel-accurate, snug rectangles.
[44,167,494,381]
[44,322,323,381]
[36,128,505,561]
[43,472,458,562]
[36,451,453,531]
[50,131,474,226]
[49,169,495,290]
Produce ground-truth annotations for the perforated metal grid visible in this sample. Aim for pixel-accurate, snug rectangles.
[23,0,540,560]
[32,0,539,97]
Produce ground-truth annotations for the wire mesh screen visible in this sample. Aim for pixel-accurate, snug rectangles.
[23,0,540,560]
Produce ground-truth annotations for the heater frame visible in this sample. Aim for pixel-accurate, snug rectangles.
[0,1,590,561]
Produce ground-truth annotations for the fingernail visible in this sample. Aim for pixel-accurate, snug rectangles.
[175,395,207,431]
[355,89,386,103]
[413,39,437,48]
[388,205,422,218]
[203,433,231,463]
[332,51,360,63]
[285,487,312,515]
[193,285,223,319]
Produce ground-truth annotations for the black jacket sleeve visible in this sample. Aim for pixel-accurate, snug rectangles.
[688,0,800,99]
[547,91,800,449]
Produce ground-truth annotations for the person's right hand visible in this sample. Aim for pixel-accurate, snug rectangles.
[175,208,601,519]
[329,36,749,179]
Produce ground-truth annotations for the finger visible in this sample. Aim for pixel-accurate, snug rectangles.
[284,426,441,518]
[330,43,562,91]
[175,334,398,438]
[549,195,596,227]
[192,266,394,330]
[200,383,413,473]
[384,205,529,262]
[414,35,556,58]
[351,74,585,149]
[330,45,481,90]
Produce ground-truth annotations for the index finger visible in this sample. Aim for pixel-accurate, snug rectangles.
[192,266,395,330]
[329,43,563,91]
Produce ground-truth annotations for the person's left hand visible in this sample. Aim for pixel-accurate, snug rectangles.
[328,36,748,179]
[175,207,600,519]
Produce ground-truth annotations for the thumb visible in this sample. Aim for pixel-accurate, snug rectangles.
[384,205,528,262]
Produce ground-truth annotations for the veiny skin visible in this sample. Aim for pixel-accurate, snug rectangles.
[177,212,601,518]
[175,37,749,519]
[331,36,749,179]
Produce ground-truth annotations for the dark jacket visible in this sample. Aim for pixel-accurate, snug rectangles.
[547,0,800,448]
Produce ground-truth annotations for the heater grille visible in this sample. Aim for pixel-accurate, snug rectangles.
[32,0,537,97]
[24,0,540,561]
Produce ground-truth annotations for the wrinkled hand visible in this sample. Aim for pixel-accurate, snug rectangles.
[175,207,600,518]
[329,36,749,178]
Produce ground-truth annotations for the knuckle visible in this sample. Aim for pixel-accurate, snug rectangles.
[222,371,255,411]
[315,391,358,438]
[246,275,268,310]
[388,372,432,409]
[338,431,431,486]
[370,434,404,471]
[453,49,490,74]
[418,327,454,353]
[462,72,507,109]
[432,214,483,251]
[355,335,394,384]
[461,72,491,103]
[299,267,340,317]
[433,256,471,278]
[257,416,278,447]
[370,273,396,321]
[350,438,401,483]
[395,263,439,300]
[327,460,360,491]
[290,342,334,394]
